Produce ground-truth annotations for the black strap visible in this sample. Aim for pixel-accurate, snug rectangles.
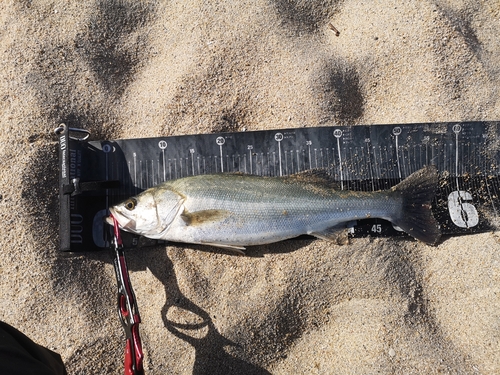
[62,179,120,196]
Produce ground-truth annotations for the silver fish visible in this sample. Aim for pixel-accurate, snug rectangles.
[108,166,441,250]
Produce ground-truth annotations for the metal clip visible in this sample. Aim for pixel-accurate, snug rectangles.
[54,123,90,141]
[71,178,81,196]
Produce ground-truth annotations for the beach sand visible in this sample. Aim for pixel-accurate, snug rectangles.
[0,1,499,374]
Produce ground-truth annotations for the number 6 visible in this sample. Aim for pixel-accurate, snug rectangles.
[447,191,479,228]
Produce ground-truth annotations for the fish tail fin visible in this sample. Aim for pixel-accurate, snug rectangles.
[391,165,441,245]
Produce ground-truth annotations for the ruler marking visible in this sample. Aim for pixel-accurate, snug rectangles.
[148,160,151,188]
[337,142,343,187]
[359,146,364,180]
[306,141,312,170]
[372,145,378,190]
[453,125,461,190]
[272,152,276,176]
[249,147,252,174]
[425,141,429,166]
[366,141,375,191]
[391,145,397,180]
[417,143,421,171]
[156,160,160,185]
[383,146,389,179]
[127,161,131,195]
[275,133,283,176]
[348,147,353,184]
[468,142,472,175]
[149,160,152,187]
[413,144,417,173]
[402,147,407,177]
[284,150,288,175]
[133,153,138,193]
[158,140,168,182]
[325,148,330,175]
[393,127,402,179]
[190,149,195,176]
[334,129,344,190]
[140,160,144,189]
[162,149,166,182]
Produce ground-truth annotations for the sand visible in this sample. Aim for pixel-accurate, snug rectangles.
[0,1,499,374]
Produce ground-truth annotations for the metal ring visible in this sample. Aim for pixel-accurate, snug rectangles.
[54,123,66,135]
[53,123,91,141]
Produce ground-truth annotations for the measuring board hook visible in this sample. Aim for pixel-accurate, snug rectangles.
[54,123,90,141]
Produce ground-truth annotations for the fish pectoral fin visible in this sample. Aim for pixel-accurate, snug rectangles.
[180,209,230,226]
[310,226,350,245]
[199,242,246,255]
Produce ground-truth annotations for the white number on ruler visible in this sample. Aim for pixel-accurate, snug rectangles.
[371,224,382,233]
[448,191,479,228]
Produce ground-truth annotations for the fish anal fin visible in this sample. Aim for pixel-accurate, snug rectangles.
[200,242,246,255]
[180,209,230,226]
[310,226,350,245]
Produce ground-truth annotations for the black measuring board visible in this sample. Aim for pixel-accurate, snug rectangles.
[57,121,500,252]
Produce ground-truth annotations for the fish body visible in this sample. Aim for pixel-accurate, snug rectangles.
[108,166,441,249]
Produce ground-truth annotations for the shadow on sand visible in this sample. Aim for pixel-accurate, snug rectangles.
[134,247,272,375]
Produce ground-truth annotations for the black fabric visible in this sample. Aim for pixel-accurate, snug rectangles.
[0,321,67,375]
[63,180,120,195]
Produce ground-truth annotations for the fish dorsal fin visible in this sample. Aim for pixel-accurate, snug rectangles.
[180,209,231,226]
[284,169,341,189]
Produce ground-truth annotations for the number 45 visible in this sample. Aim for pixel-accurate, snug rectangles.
[371,224,382,233]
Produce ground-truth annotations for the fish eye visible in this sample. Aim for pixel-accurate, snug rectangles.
[124,198,137,211]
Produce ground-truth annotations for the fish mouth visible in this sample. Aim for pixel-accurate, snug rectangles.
[107,208,136,232]
[105,215,114,226]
